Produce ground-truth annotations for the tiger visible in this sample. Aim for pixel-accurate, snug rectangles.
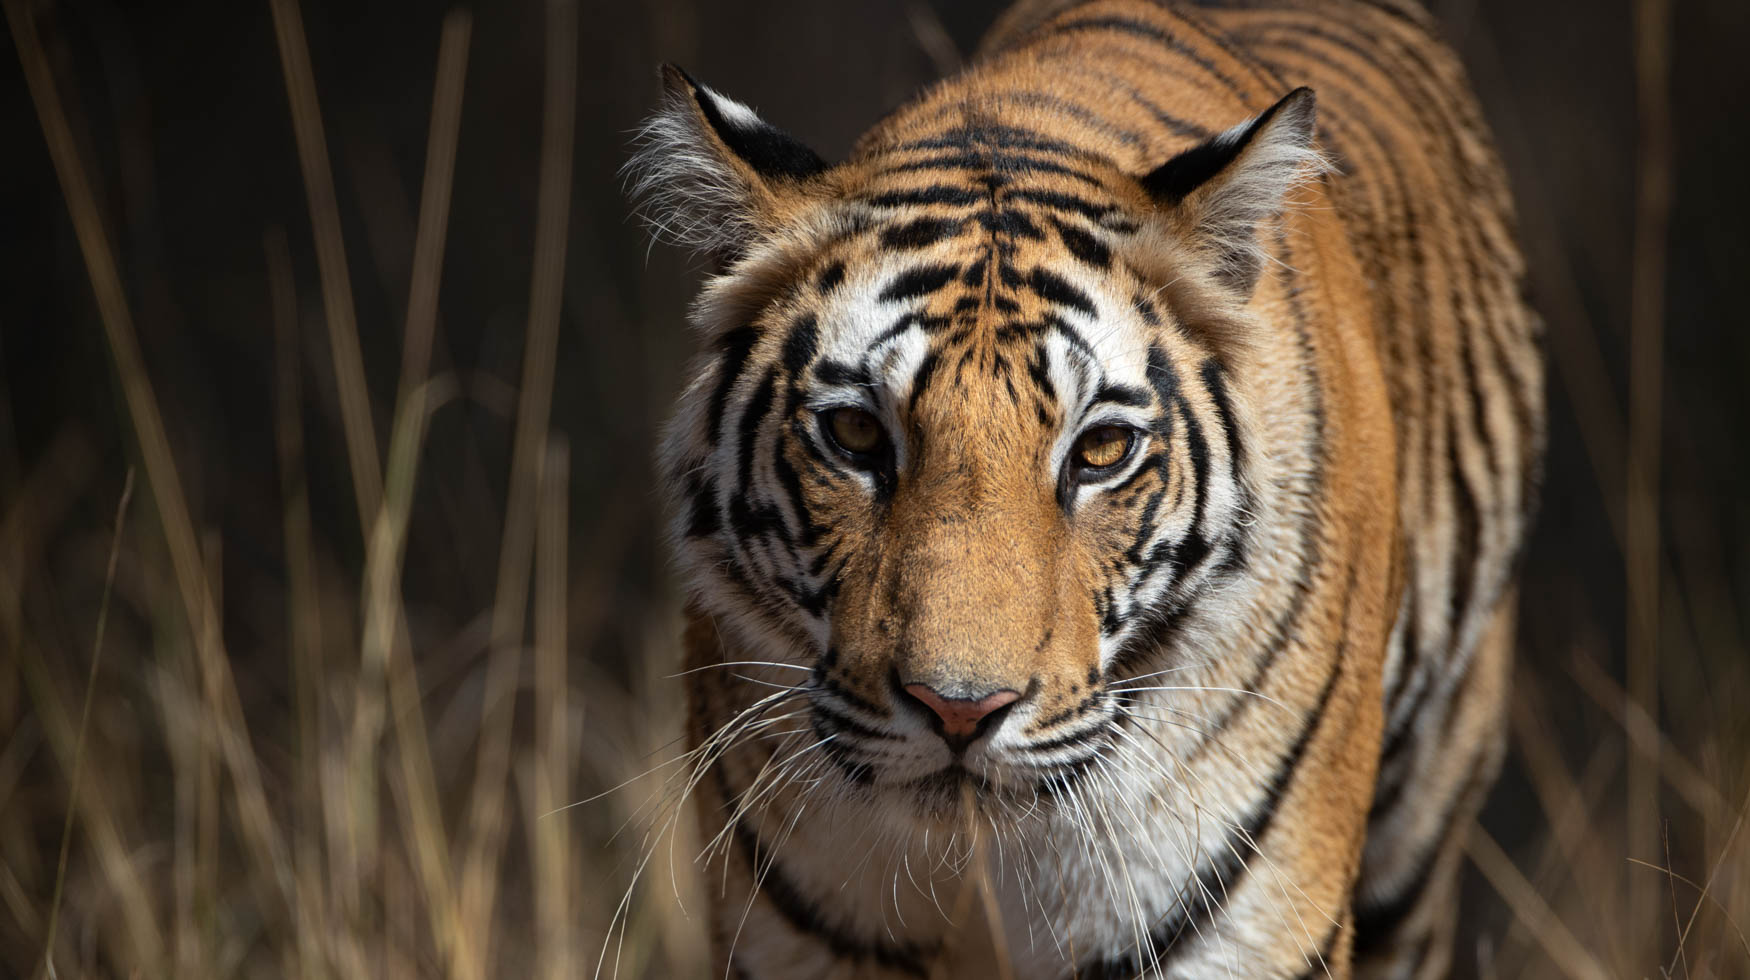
[627,0,1543,976]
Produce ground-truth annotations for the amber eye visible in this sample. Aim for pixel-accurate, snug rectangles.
[823,407,885,457]
[1072,425,1135,474]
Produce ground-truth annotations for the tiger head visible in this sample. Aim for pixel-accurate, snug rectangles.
[634,65,1321,819]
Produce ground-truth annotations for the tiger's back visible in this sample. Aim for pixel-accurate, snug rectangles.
[633,1,1542,977]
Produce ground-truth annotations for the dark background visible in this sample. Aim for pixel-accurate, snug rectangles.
[3,0,1746,976]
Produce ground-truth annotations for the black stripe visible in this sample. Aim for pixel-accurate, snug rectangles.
[684,473,719,538]
[815,358,871,388]
[867,312,950,353]
[1032,693,1104,733]
[1108,449,1166,498]
[880,216,964,250]
[816,261,846,294]
[1043,15,1250,101]
[1201,359,1247,490]
[1243,21,1522,286]
[727,496,791,549]
[811,702,896,742]
[906,350,943,416]
[1346,0,1437,30]
[1127,89,1214,141]
[1145,343,1181,407]
[950,88,1147,147]
[818,673,888,720]
[974,209,1045,240]
[1049,216,1112,269]
[1123,486,1168,567]
[1024,718,1106,754]
[1046,313,1098,360]
[1459,239,1533,485]
[879,263,961,302]
[1027,267,1096,316]
[1007,188,1117,222]
[1304,3,1513,666]
[892,123,1090,158]
[771,450,818,547]
[1248,16,1541,672]
[1201,358,1251,571]
[1456,231,1509,489]
[960,254,988,288]
[1444,412,1482,635]
[735,368,779,495]
[1134,293,1162,325]
[878,151,1109,188]
[1164,1,1285,95]
[706,327,760,446]
[781,314,819,377]
[1093,382,1151,408]
[1025,345,1058,404]
[816,732,876,785]
[1179,388,1212,529]
[1037,54,1215,140]
[866,186,983,208]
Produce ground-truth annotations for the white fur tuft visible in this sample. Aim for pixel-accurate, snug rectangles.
[622,85,760,255]
[1185,91,1330,288]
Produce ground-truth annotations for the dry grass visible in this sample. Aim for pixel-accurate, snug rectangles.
[2,0,1747,977]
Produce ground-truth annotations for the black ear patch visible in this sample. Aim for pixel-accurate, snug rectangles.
[1135,88,1320,295]
[1141,87,1316,205]
[667,64,827,182]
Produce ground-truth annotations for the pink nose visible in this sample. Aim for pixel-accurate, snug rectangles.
[903,684,1021,739]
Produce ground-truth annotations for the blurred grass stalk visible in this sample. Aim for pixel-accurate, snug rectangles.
[2,0,1748,976]
[1623,0,1671,953]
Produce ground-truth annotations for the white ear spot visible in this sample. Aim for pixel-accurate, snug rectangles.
[704,87,763,131]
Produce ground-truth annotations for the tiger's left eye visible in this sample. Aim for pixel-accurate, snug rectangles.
[1072,425,1135,475]
[823,407,886,458]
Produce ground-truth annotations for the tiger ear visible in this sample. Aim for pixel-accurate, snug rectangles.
[626,64,829,258]
[1141,88,1322,296]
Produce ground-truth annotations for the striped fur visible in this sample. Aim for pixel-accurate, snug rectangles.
[629,2,1543,977]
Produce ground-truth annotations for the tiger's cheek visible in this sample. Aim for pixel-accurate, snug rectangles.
[1075,462,1172,639]
[787,438,880,603]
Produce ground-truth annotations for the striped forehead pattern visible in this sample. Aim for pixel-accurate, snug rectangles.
[810,141,1159,437]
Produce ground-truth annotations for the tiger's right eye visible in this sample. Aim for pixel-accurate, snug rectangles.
[823,407,886,459]
[1070,424,1137,479]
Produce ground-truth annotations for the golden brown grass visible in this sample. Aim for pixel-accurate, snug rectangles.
[1,0,1746,977]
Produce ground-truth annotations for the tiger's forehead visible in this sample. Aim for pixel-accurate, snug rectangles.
[790,183,1163,414]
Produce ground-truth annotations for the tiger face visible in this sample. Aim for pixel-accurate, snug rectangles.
[641,66,1319,823]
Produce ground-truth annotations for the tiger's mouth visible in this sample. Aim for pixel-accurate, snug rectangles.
[805,690,1116,814]
[899,752,1116,825]
[904,764,988,798]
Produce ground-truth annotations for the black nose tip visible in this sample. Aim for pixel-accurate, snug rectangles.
[900,681,1021,752]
